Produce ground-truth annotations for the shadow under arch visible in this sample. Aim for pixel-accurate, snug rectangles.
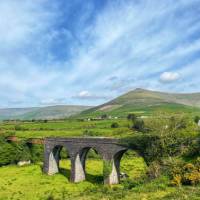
[79,146,104,184]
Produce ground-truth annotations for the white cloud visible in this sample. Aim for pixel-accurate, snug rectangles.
[0,0,200,107]
[73,91,108,100]
[0,0,57,51]
[65,0,200,92]
[160,72,181,83]
[79,91,91,98]
[40,98,67,106]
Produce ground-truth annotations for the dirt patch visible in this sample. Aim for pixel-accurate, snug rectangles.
[98,104,121,111]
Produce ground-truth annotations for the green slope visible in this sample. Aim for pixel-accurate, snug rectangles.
[0,105,91,120]
[80,88,200,117]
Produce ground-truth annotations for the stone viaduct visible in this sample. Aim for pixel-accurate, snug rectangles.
[43,137,129,185]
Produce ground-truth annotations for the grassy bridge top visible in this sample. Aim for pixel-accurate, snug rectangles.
[45,137,120,143]
[6,136,123,145]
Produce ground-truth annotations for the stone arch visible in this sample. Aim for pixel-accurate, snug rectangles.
[79,146,103,166]
[58,146,72,180]
[45,145,71,175]
[43,137,137,185]
[70,146,104,183]
[81,146,104,182]
[103,149,128,184]
[115,149,147,183]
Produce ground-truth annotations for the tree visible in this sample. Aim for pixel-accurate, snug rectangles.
[194,116,200,124]
[101,114,108,119]
[132,119,145,132]
[111,122,119,128]
[127,113,137,122]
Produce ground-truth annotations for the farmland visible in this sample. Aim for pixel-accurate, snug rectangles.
[0,109,200,199]
[0,158,200,200]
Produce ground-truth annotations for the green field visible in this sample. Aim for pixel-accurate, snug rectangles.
[1,157,200,200]
[0,110,200,200]
[0,119,133,138]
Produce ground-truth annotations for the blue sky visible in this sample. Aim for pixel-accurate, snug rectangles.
[0,0,200,108]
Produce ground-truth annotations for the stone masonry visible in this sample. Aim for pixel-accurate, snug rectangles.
[43,137,128,185]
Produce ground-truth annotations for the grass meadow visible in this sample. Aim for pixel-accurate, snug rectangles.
[0,158,200,200]
[0,111,200,200]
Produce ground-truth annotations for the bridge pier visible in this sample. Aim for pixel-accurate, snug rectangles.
[43,146,61,175]
[103,150,125,185]
[105,160,120,184]
[70,153,86,182]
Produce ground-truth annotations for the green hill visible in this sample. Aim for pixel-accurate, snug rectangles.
[2,88,200,120]
[0,105,91,120]
[80,88,200,117]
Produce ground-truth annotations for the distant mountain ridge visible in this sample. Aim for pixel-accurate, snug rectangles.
[2,88,200,120]
[108,88,200,107]
[0,105,91,120]
[80,88,200,117]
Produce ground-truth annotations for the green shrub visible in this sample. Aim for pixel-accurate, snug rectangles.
[14,142,31,161]
[171,160,200,186]
[60,148,69,159]
[101,114,108,119]
[123,179,138,189]
[147,161,161,179]
[132,119,145,132]
[194,116,200,124]
[0,136,33,166]
[29,144,44,163]
[87,149,100,159]
[186,137,200,158]
[111,122,119,128]
[0,140,17,166]
[83,130,98,136]
[127,114,137,122]
[14,125,25,131]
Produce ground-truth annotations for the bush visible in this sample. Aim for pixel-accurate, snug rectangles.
[171,160,200,186]
[83,130,98,136]
[171,175,182,186]
[29,144,44,163]
[194,116,200,124]
[123,179,138,189]
[185,137,200,158]
[101,114,108,119]
[0,137,31,165]
[0,135,44,165]
[127,114,137,122]
[0,139,18,166]
[132,119,145,132]
[14,125,23,131]
[111,122,119,128]
[147,161,161,179]
[14,142,31,161]
[123,113,199,163]
[87,149,100,159]
[60,148,69,159]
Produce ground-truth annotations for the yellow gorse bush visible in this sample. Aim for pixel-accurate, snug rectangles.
[171,158,200,186]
